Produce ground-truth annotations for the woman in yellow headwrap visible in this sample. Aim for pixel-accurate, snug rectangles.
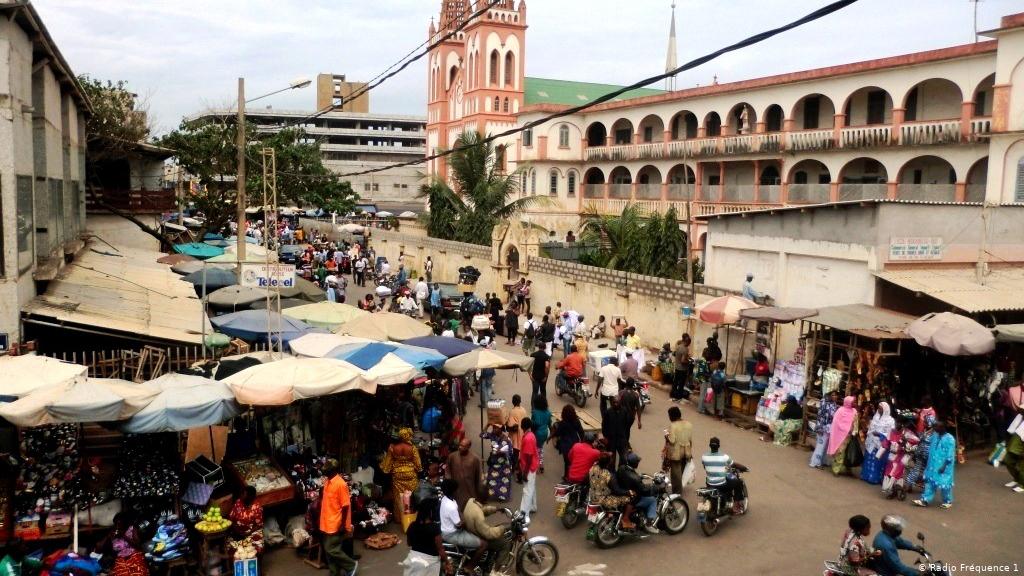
[381,428,422,515]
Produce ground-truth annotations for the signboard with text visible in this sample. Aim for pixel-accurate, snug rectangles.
[240,263,296,288]
[889,237,943,261]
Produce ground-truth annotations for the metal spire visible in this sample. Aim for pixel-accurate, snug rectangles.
[665,2,678,91]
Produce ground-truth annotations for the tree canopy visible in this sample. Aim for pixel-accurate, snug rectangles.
[78,76,151,163]
[579,203,688,279]
[419,131,548,246]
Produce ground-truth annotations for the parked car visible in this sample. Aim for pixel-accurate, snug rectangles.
[278,244,305,264]
[434,282,467,318]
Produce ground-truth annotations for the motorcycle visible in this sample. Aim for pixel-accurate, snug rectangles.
[443,509,559,576]
[695,465,749,536]
[637,380,652,413]
[553,482,590,529]
[823,532,949,576]
[587,471,690,548]
[555,372,589,408]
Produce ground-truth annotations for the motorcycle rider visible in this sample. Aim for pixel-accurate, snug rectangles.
[615,452,660,534]
[439,479,487,573]
[555,345,585,396]
[566,433,604,484]
[871,515,925,576]
[461,495,509,575]
[701,437,747,514]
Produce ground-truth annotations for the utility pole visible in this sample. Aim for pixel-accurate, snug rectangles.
[976,202,990,285]
[236,77,247,263]
[176,167,183,226]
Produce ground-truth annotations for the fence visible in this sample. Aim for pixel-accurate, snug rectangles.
[41,342,272,382]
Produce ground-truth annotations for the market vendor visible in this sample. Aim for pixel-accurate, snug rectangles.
[103,513,148,576]
[229,486,265,555]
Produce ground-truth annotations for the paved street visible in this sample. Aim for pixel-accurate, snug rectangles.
[263,285,1023,575]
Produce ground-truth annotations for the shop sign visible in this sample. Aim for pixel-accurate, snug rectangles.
[240,263,296,288]
[889,237,943,261]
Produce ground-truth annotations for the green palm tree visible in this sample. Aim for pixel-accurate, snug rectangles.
[579,203,686,278]
[419,131,549,246]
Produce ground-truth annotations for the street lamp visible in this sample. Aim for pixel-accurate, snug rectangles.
[236,77,311,262]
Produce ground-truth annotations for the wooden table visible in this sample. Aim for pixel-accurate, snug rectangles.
[726,387,762,418]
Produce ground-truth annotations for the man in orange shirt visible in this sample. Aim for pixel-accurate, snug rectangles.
[320,460,358,576]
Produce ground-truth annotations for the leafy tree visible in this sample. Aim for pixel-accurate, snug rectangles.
[579,203,687,279]
[78,76,151,163]
[157,116,358,235]
[419,131,548,246]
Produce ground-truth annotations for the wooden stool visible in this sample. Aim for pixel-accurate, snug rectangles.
[303,540,325,569]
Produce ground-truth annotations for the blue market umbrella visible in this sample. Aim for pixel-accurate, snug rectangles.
[402,335,478,358]
[203,233,225,241]
[210,309,317,342]
[204,239,231,248]
[182,268,237,295]
[327,342,446,372]
[226,236,259,245]
[173,242,225,260]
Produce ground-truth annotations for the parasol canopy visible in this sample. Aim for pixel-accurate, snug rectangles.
[250,297,311,310]
[326,342,446,372]
[279,278,328,303]
[224,357,371,405]
[993,324,1024,344]
[210,310,317,342]
[696,295,759,325]
[339,224,365,234]
[402,336,479,358]
[399,211,417,218]
[206,244,277,264]
[906,312,995,356]
[207,285,271,310]
[157,253,197,265]
[336,312,432,341]
[0,378,158,427]
[182,268,238,293]
[443,349,534,376]
[173,242,225,260]
[283,301,369,330]
[288,333,374,358]
[376,211,394,218]
[121,373,241,433]
[204,239,231,248]
[170,260,206,275]
[739,306,818,324]
[0,355,88,397]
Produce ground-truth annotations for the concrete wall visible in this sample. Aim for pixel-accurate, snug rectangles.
[86,214,162,253]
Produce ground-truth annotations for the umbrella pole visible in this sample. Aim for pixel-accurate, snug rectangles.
[73,504,79,553]
[201,262,208,360]
[209,425,217,463]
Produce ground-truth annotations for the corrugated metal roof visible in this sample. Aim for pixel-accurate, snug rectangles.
[524,77,664,106]
[875,267,1024,314]
[804,303,913,339]
[23,243,211,344]
[697,199,1017,220]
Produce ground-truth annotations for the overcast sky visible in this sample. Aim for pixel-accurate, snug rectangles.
[36,0,1019,135]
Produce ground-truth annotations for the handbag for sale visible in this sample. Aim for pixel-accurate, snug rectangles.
[845,436,865,468]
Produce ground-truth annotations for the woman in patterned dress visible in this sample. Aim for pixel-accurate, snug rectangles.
[905,414,935,492]
[381,428,423,514]
[860,402,895,485]
[588,453,629,510]
[481,424,513,502]
[108,512,149,576]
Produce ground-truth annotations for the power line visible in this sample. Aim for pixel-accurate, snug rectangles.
[326,0,862,178]
[276,0,500,131]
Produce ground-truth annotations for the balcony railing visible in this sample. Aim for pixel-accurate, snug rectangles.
[635,183,662,199]
[841,125,892,148]
[787,184,831,204]
[965,184,985,202]
[86,188,178,214]
[608,183,632,199]
[899,120,960,146]
[838,183,888,200]
[787,129,835,152]
[896,184,956,202]
[583,199,777,219]
[583,183,604,199]
[722,184,755,202]
[969,117,992,141]
[666,184,695,200]
[635,142,664,160]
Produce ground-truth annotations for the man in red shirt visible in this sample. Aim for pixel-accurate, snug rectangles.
[555,345,585,396]
[518,418,539,522]
[320,460,358,576]
[566,434,604,484]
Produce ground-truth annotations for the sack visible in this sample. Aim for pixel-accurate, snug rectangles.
[845,436,865,468]
[682,460,696,486]
[365,531,400,550]
[421,406,442,433]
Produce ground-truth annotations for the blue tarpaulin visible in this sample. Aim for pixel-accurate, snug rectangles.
[211,310,317,342]
[181,268,237,295]
[400,336,478,358]
[173,242,225,259]
[327,342,446,372]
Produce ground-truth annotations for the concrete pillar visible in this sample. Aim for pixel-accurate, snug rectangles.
[660,182,669,202]
[960,101,975,140]
[755,121,766,134]
[955,182,967,203]
[891,108,905,145]
[695,163,704,201]
[887,181,898,200]
[783,118,795,132]
[603,182,610,200]
[605,135,613,147]
[753,160,761,203]
[581,137,588,152]
[662,129,671,155]
[992,84,1010,132]
[697,126,706,138]
[634,132,641,145]
[833,113,846,147]
[718,162,726,202]
[630,182,637,201]
[829,182,840,202]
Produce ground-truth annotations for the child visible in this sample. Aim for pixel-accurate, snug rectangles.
[709,362,727,418]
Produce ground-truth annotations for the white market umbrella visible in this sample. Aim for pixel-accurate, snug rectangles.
[0,355,88,397]
[336,312,432,341]
[339,223,365,233]
[376,211,394,218]
[364,353,423,386]
[398,211,417,218]
[0,378,157,427]
[907,312,996,356]
[288,333,374,358]
[206,244,277,264]
[121,373,241,433]
[442,349,535,376]
[207,285,271,309]
[283,301,369,330]
[223,357,372,405]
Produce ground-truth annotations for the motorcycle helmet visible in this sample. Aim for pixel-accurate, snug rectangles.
[881,514,905,537]
[625,452,641,468]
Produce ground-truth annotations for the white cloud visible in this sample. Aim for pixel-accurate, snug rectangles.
[32,0,1020,134]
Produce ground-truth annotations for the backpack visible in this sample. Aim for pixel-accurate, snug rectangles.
[421,406,442,434]
[524,321,537,339]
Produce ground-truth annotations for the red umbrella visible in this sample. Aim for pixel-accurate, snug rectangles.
[696,295,758,325]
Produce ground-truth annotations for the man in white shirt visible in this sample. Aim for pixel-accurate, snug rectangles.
[598,357,622,417]
[414,277,429,317]
[380,259,391,275]
[354,257,366,286]
[440,480,485,569]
